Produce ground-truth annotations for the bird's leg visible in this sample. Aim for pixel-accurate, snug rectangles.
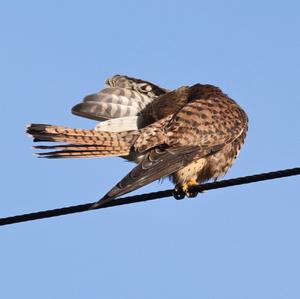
[174,178,199,200]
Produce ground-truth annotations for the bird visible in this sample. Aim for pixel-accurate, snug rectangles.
[27,75,248,208]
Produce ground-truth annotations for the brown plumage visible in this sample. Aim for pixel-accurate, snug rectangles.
[27,75,248,207]
[28,124,138,158]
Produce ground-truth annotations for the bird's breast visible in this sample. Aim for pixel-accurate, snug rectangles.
[171,157,207,184]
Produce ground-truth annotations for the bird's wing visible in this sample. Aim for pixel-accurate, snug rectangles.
[72,75,169,122]
[94,85,190,132]
[92,145,201,207]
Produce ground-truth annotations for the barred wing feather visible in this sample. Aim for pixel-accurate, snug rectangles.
[72,75,169,122]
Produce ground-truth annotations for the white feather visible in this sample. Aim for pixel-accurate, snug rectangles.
[95,116,143,132]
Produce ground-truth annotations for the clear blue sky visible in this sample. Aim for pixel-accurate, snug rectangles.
[1,1,300,298]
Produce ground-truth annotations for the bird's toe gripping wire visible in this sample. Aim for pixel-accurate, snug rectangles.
[173,178,200,200]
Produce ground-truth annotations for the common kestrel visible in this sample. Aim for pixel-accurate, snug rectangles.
[27,75,248,208]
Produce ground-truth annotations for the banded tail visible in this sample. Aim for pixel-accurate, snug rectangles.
[27,124,138,159]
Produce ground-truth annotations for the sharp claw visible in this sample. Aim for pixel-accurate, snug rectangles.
[175,179,199,200]
[186,191,198,198]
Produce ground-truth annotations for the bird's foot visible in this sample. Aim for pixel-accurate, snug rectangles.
[173,188,186,200]
[173,178,199,200]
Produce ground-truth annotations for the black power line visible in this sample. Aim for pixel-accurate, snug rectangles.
[0,167,299,227]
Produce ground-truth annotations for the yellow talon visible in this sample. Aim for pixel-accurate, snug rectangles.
[181,178,198,193]
[174,178,199,199]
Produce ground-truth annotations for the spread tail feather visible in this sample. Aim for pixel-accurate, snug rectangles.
[27,123,138,158]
